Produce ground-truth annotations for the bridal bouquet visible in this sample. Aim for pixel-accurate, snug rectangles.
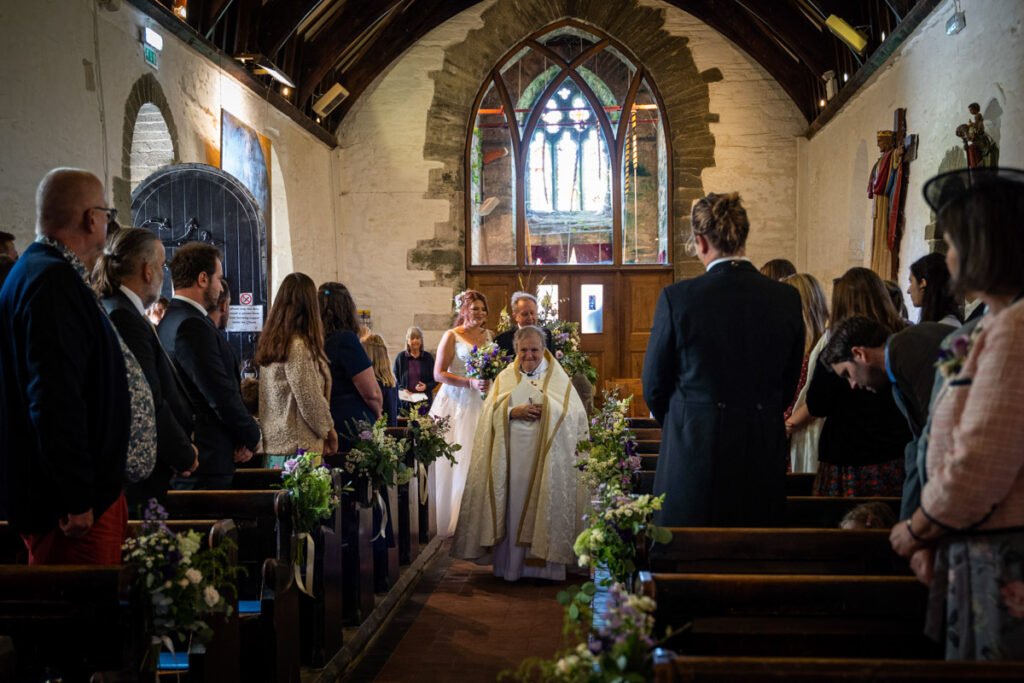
[465,342,512,398]
[122,499,239,652]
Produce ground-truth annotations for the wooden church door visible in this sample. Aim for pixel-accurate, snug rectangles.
[131,163,269,364]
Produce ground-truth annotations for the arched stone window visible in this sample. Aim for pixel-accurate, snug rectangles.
[129,103,175,192]
[468,21,670,267]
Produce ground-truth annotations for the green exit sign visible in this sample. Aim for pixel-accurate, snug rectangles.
[143,44,159,70]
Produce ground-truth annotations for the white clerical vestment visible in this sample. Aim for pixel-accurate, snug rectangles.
[452,352,589,580]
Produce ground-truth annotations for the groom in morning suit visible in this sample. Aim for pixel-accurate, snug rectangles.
[159,242,260,489]
[643,192,804,527]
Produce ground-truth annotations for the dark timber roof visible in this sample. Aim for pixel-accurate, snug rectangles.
[145,0,939,134]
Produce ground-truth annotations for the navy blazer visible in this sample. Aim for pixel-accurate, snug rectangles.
[158,298,260,476]
[103,290,195,506]
[642,259,804,527]
[0,243,130,533]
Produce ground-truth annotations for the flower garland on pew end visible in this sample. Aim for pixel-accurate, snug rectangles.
[347,416,413,541]
[122,499,242,660]
[280,450,344,597]
[501,393,672,682]
[403,402,461,501]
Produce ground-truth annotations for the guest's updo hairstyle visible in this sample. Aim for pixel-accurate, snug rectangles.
[688,192,749,256]
[454,289,488,327]
[93,226,161,298]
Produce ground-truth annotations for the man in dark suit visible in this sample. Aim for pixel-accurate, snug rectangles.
[95,227,198,511]
[643,192,804,527]
[158,242,260,489]
[0,168,130,563]
[494,292,554,356]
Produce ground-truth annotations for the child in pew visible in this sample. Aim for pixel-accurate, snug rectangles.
[840,502,897,530]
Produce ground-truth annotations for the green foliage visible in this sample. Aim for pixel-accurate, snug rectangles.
[403,403,461,469]
[346,416,413,489]
[280,451,341,534]
[122,500,242,649]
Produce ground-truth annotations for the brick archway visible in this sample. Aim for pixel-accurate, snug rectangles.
[113,73,181,215]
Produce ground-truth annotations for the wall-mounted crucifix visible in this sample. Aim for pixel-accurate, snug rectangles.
[868,108,918,280]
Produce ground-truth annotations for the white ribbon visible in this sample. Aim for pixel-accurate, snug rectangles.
[293,531,316,598]
[418,461,428,503]
[372,491,388,541]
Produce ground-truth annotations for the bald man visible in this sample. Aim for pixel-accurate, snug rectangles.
[0,168,134,564]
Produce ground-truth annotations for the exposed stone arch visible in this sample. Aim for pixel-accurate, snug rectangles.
[113,73,180,215]
[412,0,720,285]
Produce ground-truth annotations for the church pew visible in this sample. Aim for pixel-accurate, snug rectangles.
[640,528,906,575]
[627,417,659,429]
[784,496,900,528]
[337,473,377,625]
[233,467,285,490]
[162,490,301,680]
[639,571,937,659]
[633,427,662,441]
[633,473,820,500]
[0,565,147,681]
[652,655,1024,682]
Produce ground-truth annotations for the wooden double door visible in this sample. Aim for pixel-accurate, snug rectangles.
[467,269,672,386]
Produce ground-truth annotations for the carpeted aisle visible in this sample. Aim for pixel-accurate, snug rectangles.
[348,545,576,682]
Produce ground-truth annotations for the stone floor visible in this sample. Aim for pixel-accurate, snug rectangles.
[347,545,577,682]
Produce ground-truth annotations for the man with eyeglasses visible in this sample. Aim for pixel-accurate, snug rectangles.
[0,168,133,564]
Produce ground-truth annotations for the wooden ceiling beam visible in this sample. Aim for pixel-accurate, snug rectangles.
[259,0,325,58]
[664,0,814,121]
[201,0,236,38]
[297,0,407,106]
[735,0,833,76]
[321,0,482,122]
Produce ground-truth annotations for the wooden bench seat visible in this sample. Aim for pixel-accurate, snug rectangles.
[639,571,936,659]
[653,655,1024,681]
[643,528,905,575]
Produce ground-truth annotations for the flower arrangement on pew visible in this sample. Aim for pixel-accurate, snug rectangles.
[280,450,345,597]
[346,416,413,489]
[575,492,672,587]
[122,499,240,657]
[403,402,461,501]
[576,392,641,492]
[465,342,513,398]
[281,450,341,533]
[502,581,659,682]
[546,319,598,385]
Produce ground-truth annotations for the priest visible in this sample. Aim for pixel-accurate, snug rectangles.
[452,325,589,581]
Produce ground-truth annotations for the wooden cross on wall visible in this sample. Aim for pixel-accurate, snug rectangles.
[869,108,918,280]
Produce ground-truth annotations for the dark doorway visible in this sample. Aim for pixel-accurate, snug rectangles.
[131,163,268,364]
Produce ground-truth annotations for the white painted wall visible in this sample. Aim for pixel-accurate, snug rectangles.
[797,0,1024,297]
[335,0,805,353]
[647,0,806,268]
[0,0,337,296]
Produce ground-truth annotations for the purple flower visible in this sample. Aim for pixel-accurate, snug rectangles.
[625,440,637,456]
[951,335,971,357]
[283,458,300,475]
[359,430,373,441]
[296,447,307,456]
[417,404,430,416]
[588,639,603,654]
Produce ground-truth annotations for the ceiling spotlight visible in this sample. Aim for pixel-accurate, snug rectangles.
[843,72,849,82]
[881,31,887,41]
[172,0,187,20]
[237,53,296,88]
[819,99,827,108]
[281,86,291,97]
[826,15,868,54]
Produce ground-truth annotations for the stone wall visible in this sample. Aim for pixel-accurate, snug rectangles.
[796,0,1024,302]
[0,0,337,296]
[335,0,805,352]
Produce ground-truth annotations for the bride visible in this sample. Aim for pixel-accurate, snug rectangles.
[429,290,492,538]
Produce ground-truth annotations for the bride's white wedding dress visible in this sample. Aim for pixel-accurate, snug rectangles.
[429,335,487,538]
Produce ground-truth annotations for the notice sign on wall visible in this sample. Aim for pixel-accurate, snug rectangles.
[227,305,263,333]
